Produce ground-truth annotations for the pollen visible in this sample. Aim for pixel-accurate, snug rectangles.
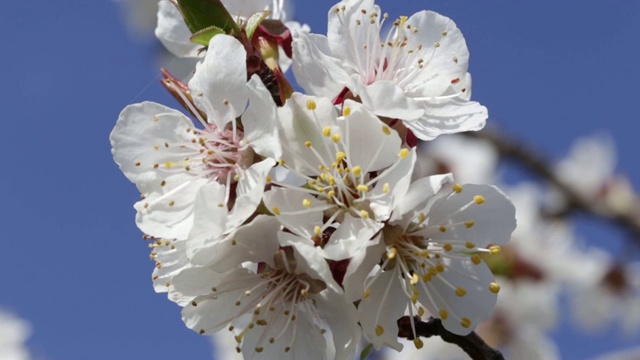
[363,288,371,298]
[471,254,481,265]
[382,183,390,194]
[356,184,369,192]
[223,99,229,105]
[352,166,362,176]
[410,273,419,285]
[399,148,409,158]
[134,162,141,167]
[439,309,448,320]
[332,133,341,143]
[414,338,424,349]
[460,318,472,328]
[322,126,332,137]
[443,243,453,251]
[165,161,173,169]
[305,141,312,148]
[465,241,476,249]
[342,106,351,116]
[439,226,446,233]
[265,175,272,183]
[387,247,397,259]
[272,207,281,215]
[464,220,475,229]
[473,195,485,204]
[382,126,391,135]
[418,307,425,317]
[451,78,460,84]
[418,213,426,222]
[375,325,384,336]
[168,201,175,207]
[489,245,501,254]
[455,287,467,297]
[489,282,501,294]
[306,99,316,110]
[452,183,463,193]
[336,151,346,162]
[436,263,445,273]
[359,210,370,219]
[314,226,321,235]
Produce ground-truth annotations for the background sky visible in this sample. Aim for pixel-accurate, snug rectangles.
[1,0,640,359]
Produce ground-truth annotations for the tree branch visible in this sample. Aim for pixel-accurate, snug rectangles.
[397,316,504,360]
[464,129,640,240]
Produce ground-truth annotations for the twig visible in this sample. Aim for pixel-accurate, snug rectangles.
[397,316,504,360]
[464,129,640,240]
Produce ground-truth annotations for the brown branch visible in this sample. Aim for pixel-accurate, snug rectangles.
[464,129,640,240]
[397,316,504,360]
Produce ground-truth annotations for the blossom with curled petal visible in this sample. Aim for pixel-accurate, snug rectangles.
[357,174,516,350]
[171,215,360,359]
[292,0,486,140]
[110,35,276,240]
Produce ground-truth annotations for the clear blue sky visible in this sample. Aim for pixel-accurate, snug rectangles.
[1,1,639,359]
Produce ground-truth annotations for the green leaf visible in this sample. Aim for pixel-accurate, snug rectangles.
[190,25,225,46]
[245,10,271,40]
[177,0,240,35]
[360,343,374,360]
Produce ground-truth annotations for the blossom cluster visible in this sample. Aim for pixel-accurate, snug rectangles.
[110,0,517,358]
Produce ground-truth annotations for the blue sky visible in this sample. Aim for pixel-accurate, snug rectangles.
[1,0,639,359]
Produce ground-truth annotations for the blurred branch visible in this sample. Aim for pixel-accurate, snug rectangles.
[397,316,504,360]
[465,129,640,240]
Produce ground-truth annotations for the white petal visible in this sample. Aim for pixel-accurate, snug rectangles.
[420,257,497,335]
[405,98,487,141]
[391,173,453,225]
[315,289,361,360]
[110,101,193,188]
[357,268,406,351]
[341,233,385,303]
[422,184,517,248]
[155,0,202,58]
[263,187,326,237]
[170,266,225,307]
[322,214,381,261]
[188,35,249,128]
[243,76,282,160]
[340,100,402,173]
[292,32,351,99]
[227,158,275,230]
[369,149,416,221]
[348,79,424,120]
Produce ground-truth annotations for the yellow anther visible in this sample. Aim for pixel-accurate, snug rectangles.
[428,267,438,276]
[356,184,369,192]
[399,15,407,25]
[443,243,453,251]
[464,220,475,229]
[359,210,369,219]
[352,166,362,176]
[439,226,446,233]
[387,247,397,259]
[265,175,272,183]
[436,263,445,273]
[455,287,467,297]
[410,273,419,285]
[422,274,432,282]
[375,325,384,336]
[398,148,409,158]
[316,186,325,193]
[327,190,336,198]
[460,318,472,328]
[272,207,281,215]
[342,106,351,116]
[165,161,173,169]
[470,254,481,265]
[332,133,341,143]
[489,245,501,254]
[306,99,317,110]
[382,183,390,194]
[413,338,424,350]
[418,213,426,222]
[465,241,476,249]
[418,307,425,317]
[304,141,312,148]
[439,309,448,320]
[489,282,501,294]
[452,183,463,193]
[322,126,332,137]
[363,288,371,299]
[473,195,485,204]
[382,126,391,135]
[410,294,418,304]
[279,159,285,166]
[314,226,321,235]
[336,151,346,162]
[318,164,325,171]
[302,199,312,208]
